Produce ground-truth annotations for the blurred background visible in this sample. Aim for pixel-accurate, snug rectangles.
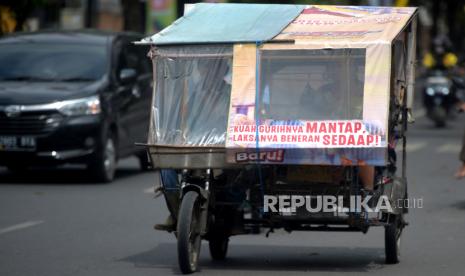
[0,0,464,62]
[1,1,465,276]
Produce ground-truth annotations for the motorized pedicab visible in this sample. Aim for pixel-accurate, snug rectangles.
[138,4,418,274]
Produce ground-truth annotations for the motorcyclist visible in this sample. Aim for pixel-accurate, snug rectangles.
[423,34,457,70]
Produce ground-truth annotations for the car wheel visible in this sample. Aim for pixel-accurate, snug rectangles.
[88,134,117,183]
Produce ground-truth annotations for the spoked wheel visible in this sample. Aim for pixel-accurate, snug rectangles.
[385,215,403,264]
[209,234,229,261]
[177,191,202,274]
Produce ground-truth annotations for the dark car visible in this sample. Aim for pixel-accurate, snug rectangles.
[0,30,153,182]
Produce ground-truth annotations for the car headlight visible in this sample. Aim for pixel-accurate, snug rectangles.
[426,87,435,96]
[440,87,450,95]
[57,95,101,116]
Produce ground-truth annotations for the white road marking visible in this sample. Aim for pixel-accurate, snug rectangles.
[437,143,461,153]
[406,141,427,153]
[396,141,427,154]
[144,187,154,194]
[0,220,44,236]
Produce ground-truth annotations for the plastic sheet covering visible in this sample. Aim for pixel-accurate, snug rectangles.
[393,37,407,106]
[258,48,366,121]
[149,45,233,146]
[226,44,388,166]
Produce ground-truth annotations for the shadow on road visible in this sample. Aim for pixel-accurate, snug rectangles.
[120,242,386,273]
[451,200,465,210]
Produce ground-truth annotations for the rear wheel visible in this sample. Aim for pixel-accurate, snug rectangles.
[87,134,117,183]
[209,234,229,261]
[137,151,151,171]
[177,191,202,274]
[385,215,402,264]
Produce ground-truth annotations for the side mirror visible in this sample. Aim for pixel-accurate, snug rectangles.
[119,68,137,84]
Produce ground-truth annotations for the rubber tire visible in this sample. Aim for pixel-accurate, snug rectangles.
[209,235,229,261]
[432,106,447,128]
[88,134,117,183]
[177,191,201,274]
[385,216,401,264]
[137,151,151,171]
[434,119,446,128]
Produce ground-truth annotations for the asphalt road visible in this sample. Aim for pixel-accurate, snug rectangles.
[1,112,465,276]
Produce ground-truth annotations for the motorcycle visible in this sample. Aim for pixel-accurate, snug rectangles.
[423,70,461,127]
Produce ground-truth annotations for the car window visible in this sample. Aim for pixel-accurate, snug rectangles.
[116,40,151,81]
[117,42,139,73]
[137,45,151,74]
[0,43,107,81]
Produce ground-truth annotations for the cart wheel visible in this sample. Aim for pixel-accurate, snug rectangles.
[209,235,229,260]
[385,216,402,264]
[137,151,151,171]
[177,191,202,274]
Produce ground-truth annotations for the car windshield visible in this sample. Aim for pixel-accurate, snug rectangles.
[0,42,108,81]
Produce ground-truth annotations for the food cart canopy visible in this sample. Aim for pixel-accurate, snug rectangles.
[140,4,417,46]
[273,5,417,46]
[139,3,304,45]
[143,4,418,166]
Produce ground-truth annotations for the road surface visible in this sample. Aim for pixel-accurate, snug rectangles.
[1,111,465,275]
